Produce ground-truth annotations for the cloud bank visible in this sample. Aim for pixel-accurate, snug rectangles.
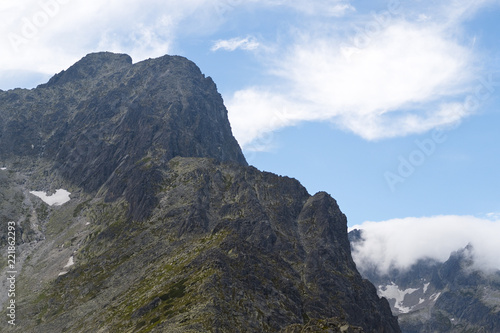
[350,215,500,275]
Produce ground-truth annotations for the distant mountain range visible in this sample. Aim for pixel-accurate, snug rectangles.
[0,52,400,332]
[349,229,500,332]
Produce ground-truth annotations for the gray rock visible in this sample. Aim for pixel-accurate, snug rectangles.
[0,52,246,220]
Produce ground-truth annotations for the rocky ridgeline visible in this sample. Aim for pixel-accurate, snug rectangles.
[350,230,500,332]
[0,53,400,332]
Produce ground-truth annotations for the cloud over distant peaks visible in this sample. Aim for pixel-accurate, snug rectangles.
[350,215,500,275]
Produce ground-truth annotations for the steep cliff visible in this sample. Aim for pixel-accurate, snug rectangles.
[0,52,399,332]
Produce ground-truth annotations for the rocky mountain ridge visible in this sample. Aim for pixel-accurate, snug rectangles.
[0,52,400,332]
[349,230,500,332]
[0,52,246,221]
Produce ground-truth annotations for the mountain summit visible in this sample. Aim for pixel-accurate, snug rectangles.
[0,52,246,220]
[0,53,399,332]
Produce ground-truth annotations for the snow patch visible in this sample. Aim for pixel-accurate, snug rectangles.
[378,282,419,314]
[30,189,71,206]
[423,282,430,293]
[64,256,74,268]
[0,167,6,170]
[58,256,75,276]
[430,292,441,301]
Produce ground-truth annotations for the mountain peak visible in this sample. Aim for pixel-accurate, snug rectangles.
[43,52,133,86]
[1,52,247,219]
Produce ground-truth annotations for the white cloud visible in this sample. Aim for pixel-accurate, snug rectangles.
[2,0,289,88]
[227,18,479,147]
[211,36,260,52]
[0,0,353,89]
[0,0,190,88]
[1,0,496,145]
[226,0,500,148]
[226,88,310,148]
[350,215,500,275]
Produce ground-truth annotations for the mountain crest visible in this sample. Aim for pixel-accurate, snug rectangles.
[43,52,133,86]
[1,52,247,219]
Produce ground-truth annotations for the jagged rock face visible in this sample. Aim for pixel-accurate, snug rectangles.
[0,53,400,332]
[349,231,500,333]
[3,158,399,332]
[0,52,246,219]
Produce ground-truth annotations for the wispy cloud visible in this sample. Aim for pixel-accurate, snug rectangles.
[0,0,189,87]
[350,215,500,275]
[228,20,475,147]
[278,0,354,17]
[227,1,498,149]
[236,0,354,17]
[486,212,500,220]
[211,36,260,52]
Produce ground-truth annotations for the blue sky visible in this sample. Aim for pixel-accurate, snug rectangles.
[1,0,499,239]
